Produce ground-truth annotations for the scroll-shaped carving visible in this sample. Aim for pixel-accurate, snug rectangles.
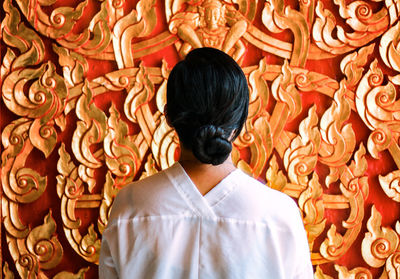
[298,173,326,249]
[314,266,335,279]
[56,144,82,229]
[7,211,63,278]
[16,0,87,39]
[2,62,67,124]
[356,60,400,160]
[54,267,89,279]
[72,80,107,169]
[261,0,309,66]
[79,225,102,264]
[2,0,45,68]
[1,119,47,205]
[379,170,400,202]
[335,265,373,279]
[57,144,102,263]
[104,104,140,186]
[284,105,320,186]
[362,206,399,267]
[57,1,112,57]
[320,144,368,261]
[26,211,63,270]
[385,251,400,279]
[312,1,387,55]
[334,0,388,32]
[340,44,375,88]
[320,224,345,261]
[380,21,400,72]
[319,81,355,186]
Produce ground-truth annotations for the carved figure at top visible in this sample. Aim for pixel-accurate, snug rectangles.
[169,0,248,61]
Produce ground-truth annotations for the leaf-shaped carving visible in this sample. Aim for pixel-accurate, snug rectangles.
[98,172,118,234]
[26,211,63,269]
[298,173,326,248]
[341,44,375,88]
[271,60,302,121]
[380,21,400,73]
[72,80,107,168]
[151,116,178,169]
[266,155,287,191]
[140,154,159,179]
[319,82,355,186]
[1,48,16,82]
[53,44,88,88]
[104,104,140,186]
[362,206,399,267]
[56,145,82,229]
[379,170,400,202]
[2,0,45,68]
[156,60,170,113]
[124,64,155,123]
[284,105,320,186]
[248,58,269,118]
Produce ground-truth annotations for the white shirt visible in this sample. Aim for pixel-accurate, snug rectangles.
[99,163,313,279]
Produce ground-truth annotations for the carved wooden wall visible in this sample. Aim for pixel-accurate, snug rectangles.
[1,0,400,277]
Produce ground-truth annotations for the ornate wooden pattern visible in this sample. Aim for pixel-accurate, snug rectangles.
[1,0,400,277]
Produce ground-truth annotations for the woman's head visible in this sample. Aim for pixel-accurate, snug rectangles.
[166,47,249,165]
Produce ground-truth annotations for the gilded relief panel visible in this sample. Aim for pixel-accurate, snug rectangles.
[1,0,400,277]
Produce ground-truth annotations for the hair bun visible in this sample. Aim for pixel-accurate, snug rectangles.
[192,125,232,165]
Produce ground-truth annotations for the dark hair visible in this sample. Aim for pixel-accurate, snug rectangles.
[166,47,249,165]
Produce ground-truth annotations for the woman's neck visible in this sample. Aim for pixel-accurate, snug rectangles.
[179,147,236,195]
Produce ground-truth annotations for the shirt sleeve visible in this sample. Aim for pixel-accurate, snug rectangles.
[293,209,314,279]
[99,232,119,279]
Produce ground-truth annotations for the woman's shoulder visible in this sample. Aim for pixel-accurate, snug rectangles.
[221,169,301,225]
[107,167,178,222]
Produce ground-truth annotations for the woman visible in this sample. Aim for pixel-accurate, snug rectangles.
[99,47,313,278]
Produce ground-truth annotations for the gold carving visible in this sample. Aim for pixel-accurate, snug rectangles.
[362,206,399,268]
[54,267,89,279]
[335,265,373,279]
[2,0,400,276]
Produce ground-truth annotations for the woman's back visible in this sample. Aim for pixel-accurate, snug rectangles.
[100,163,313,279]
